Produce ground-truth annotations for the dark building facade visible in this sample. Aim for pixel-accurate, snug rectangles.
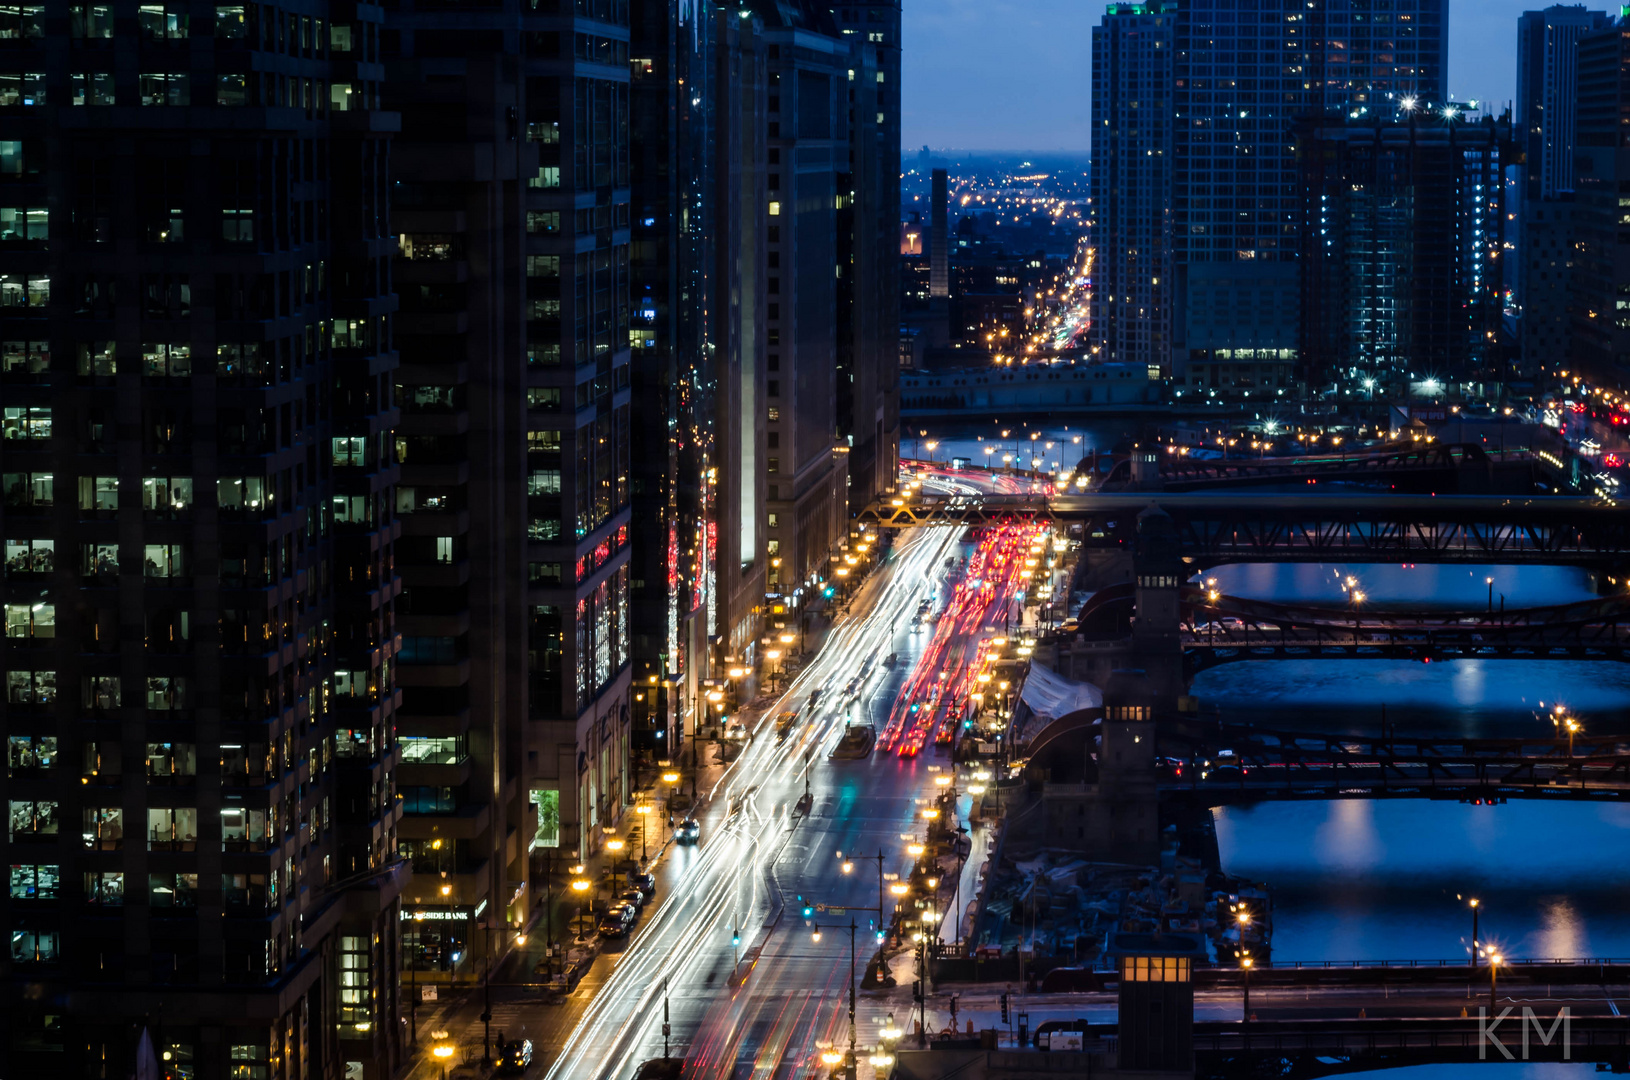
[833,0,901,512]
[1173,0,1448,393]
[1519,5,1611,202]
[516,0,635,866]
[380,0,531,983]
[1089,1,1174,370]
[761,2,843,604]
[1516,6,1612,372]
[2,4,406,1078]
[1571,19,1630,382]
[1297,113,1513,389]
[1088,0,1448,390]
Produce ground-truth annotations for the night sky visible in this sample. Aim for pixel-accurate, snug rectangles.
[902,0,1547,153]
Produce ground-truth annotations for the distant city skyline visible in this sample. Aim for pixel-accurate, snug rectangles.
[903,0,1561,153]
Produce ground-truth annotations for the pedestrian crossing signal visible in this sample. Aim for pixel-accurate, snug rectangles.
[1000,993,1009,1023]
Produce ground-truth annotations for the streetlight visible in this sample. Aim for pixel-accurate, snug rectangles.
[1486,576,1494,615]
[635,804,652,860]
[571,875,591,937]
[432,1042,455,1080]
[1241,954,1253,1024]
[606,838,626,892]
[1489,953,1502,1014]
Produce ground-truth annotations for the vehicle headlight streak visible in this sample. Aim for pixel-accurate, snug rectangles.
[545,520,965,1080]
[880,516,1049,757]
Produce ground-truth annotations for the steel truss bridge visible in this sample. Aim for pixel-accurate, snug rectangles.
[1156,718,1630,803]
[1097,441,1503,492]
[1180,589,1630,668]
[855,492,1630,567]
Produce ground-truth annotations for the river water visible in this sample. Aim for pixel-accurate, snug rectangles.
[914,423,1630,965]
[1194,563,1630,963]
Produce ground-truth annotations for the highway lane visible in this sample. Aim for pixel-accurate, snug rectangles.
[542,523,970,1080]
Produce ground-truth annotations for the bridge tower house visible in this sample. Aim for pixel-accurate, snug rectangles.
[1039,668,1161,864]
[1131,505,1187,708]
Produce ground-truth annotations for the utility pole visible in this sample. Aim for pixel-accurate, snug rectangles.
[663,977,672,1061]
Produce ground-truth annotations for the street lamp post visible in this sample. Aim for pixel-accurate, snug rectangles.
[1489,953,1502,1015]
[875,851,886,941]
[571,872,590,938]
[432,1041,455,1080]
[1242,954,1253,1023]
[606,837,625,892]
[1470,898,1479,968]
[481,922,493,1065]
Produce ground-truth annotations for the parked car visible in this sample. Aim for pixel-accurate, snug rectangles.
[599,902,637,937]
[494,1037,534,1076]
[676,817,701,844]
[619,887,645,911]
[630,871,656,895]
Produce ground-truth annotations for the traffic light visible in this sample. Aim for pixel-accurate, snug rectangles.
[1000,993,1009,1023]
[803,903,815,918]
[731,932,740,946]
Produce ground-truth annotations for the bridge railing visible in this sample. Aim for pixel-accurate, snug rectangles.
[1218,956,1630,970]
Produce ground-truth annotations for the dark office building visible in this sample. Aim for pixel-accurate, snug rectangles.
[1519,5,1611,201]
[2,5,405,1079]
[1297,113,1513,389]
[380,1,531,983]
[1516,6,1611,371]
[1174,0,1448,392]
[761,1,842,601]
[1086,0,1448,388]
[929,167,949,301]
[834,0,902,511]
[755,0,899,601]
[1089,1,1175,370]
[514,0,636,865]
[628,0,705,752]
[1571,18,1630,382]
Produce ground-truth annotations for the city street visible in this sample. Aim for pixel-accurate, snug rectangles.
[433,522,987,1080]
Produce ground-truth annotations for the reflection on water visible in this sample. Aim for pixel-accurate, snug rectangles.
[1215,801,1630,962]
[1342,1066,1608,1080]
[1201,561,1630,964]
[1194,658,1630,739]
[1207,563,1600,612]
